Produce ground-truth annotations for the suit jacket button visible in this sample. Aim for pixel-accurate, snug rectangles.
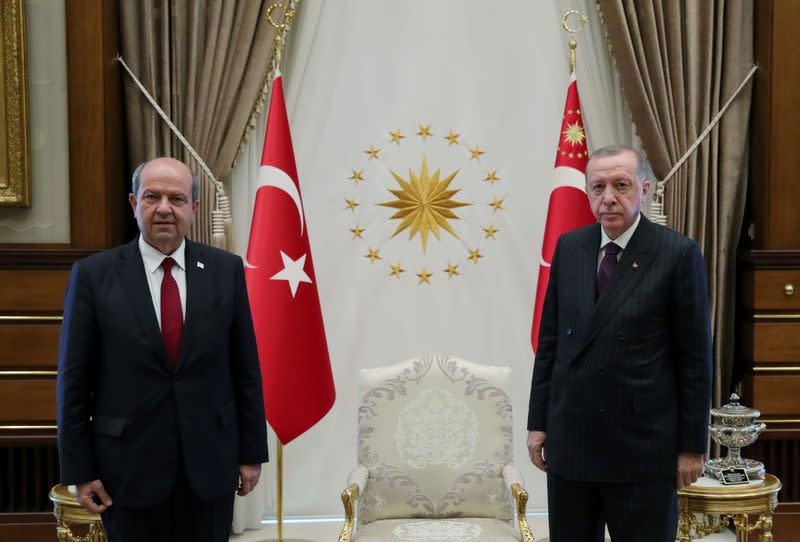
[566,328,573,336]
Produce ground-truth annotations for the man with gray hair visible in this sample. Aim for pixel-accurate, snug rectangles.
[527,145,712,541]
[57,157,268,541]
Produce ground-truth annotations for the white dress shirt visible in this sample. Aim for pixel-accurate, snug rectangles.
[138,236,187,326]
[597,213,641,270]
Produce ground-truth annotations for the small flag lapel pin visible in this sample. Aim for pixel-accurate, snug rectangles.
[197,261,205,269]
[632,261,639,269]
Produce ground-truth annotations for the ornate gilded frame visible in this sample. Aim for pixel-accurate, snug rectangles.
[0,0,30,207]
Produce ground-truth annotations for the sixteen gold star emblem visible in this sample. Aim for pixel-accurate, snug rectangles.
[389,263,405,278]
[469,145,485,160]
[489,196,504,213]
[417,269,432,284]
[467,248,483,264]
[345,198,359,212]
[443,263,460,278]
[349,169,365,183]
[444,130,460,146]
[417,125,432,140]
[484,170,500,185]
[364,146,380,159]
[350,225,365,239]
[389,129,405,144]
[483,225,499,239]
[562,121,585,146]
[365,248,381,262]
[379,157,470,252]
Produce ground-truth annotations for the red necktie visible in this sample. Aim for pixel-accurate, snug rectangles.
[160,258,183,367]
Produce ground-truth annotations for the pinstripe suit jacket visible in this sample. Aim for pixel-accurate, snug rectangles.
[528,215,712,481]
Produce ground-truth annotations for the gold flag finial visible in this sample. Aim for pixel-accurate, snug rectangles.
[561,10,588,74]
[266,2,297,71]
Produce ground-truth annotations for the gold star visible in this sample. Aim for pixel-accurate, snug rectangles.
[379,157,471,253]
[489,196,504,213]
[417,125,432,140]
[349,169,365,183]
[467,248,483,264]
[443,263,460,278]
[350,225,365,239]
[562,121,585,146]
[483,225,499,239]
[389,129,405,144]
[576,109,581,115]
[484,170,500,185]
[417,269,432,284]
[364,146,380,159]
[444,129,460,146]
[567,109,574,115]
[568,153,574,158]
[365,248,381,262]
[469,146,485,160]
[345,198,359,212]
[561,151,567,156]
[389,263,405,278]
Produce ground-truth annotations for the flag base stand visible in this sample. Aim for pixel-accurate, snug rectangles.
[255,442,314,542]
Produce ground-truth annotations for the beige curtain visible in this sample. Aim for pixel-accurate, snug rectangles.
[119,0,285,248]
[596,0,754,407]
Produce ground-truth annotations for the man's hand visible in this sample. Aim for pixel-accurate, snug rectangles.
[527,431,547,472]
[237,464,262,496]
[676,452,704,489]
[76,479,112,514]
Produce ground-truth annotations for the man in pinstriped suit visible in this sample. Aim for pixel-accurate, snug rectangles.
[527,145,712,541]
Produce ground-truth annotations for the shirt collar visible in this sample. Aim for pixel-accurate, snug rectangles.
[600,213,641,251]
[138,236,186,273]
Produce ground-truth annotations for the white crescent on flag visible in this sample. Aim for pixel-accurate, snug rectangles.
[258,164,305,236]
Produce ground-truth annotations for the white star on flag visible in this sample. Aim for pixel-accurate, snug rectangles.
[270,251,312,297]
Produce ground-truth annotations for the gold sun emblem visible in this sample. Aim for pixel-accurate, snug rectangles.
[379,156,470,253]
[562,121,585,146]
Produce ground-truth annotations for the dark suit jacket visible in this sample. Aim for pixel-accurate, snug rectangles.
[528,215,712,482]
[57,238,268,507]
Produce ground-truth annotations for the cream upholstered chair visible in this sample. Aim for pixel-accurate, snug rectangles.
[338,354,534,542]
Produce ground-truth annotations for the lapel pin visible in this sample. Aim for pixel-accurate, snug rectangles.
[197,261,205,269]
[632,261,639,269]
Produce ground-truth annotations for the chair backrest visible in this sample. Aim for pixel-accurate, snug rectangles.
[357,354,514,524]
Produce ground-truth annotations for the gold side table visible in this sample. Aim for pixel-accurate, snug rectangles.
[677,474,781,541]
[49,484,107,542]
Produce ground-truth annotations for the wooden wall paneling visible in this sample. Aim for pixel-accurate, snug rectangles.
[0,270,70,313]
[0,379,56,423]
[746,321,800,362]
[750,0,772,250]
[65,0,126,250]
[0,323,60,368]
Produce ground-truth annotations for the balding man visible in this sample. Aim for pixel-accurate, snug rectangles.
[57,157,268,542]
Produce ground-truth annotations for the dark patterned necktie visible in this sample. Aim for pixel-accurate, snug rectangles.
[597,242,621,297]
[160,258,183,367]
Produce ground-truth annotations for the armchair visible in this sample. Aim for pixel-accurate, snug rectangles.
[338,354,534,542]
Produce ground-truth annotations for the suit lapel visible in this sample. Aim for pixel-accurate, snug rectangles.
[177,240,212,372]
[575,224,600,320]
[574,216,658,357]
[118,238,169,365]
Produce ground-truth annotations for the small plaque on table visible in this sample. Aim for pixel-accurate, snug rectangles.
[720,467,750,485]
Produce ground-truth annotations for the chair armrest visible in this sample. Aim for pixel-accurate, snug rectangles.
[338,465,368,542]
[502,463,534,542]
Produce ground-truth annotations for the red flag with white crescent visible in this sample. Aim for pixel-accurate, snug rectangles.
[531,74,596,353]
[245,74,335,444]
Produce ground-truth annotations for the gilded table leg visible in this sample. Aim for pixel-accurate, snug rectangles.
[734,514,749,542]
[677,496,692,542]
[758,513,773,542]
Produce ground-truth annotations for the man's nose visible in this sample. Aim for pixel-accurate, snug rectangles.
[156,196,172,213]
[601,187,617,204]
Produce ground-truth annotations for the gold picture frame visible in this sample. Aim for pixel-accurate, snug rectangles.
[0,0,30,207]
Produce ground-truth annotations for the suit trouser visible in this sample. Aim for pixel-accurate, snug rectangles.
[546,471,678,542]
[101,452,235,542]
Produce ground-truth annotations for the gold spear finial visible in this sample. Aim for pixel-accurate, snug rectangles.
[266,2,296,71]
[561,10,588,74]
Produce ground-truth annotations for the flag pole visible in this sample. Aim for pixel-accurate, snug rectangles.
[256,4,310,541]
[561,9,588,74]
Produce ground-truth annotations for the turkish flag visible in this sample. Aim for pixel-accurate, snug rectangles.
[245,73,335,444]
[531,74,596,353]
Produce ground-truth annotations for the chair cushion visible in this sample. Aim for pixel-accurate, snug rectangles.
[358,354,514,523]
[354,517,519,541]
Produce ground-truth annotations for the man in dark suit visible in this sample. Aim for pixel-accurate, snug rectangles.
[527,145,712,541]
[57,157,268,542]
